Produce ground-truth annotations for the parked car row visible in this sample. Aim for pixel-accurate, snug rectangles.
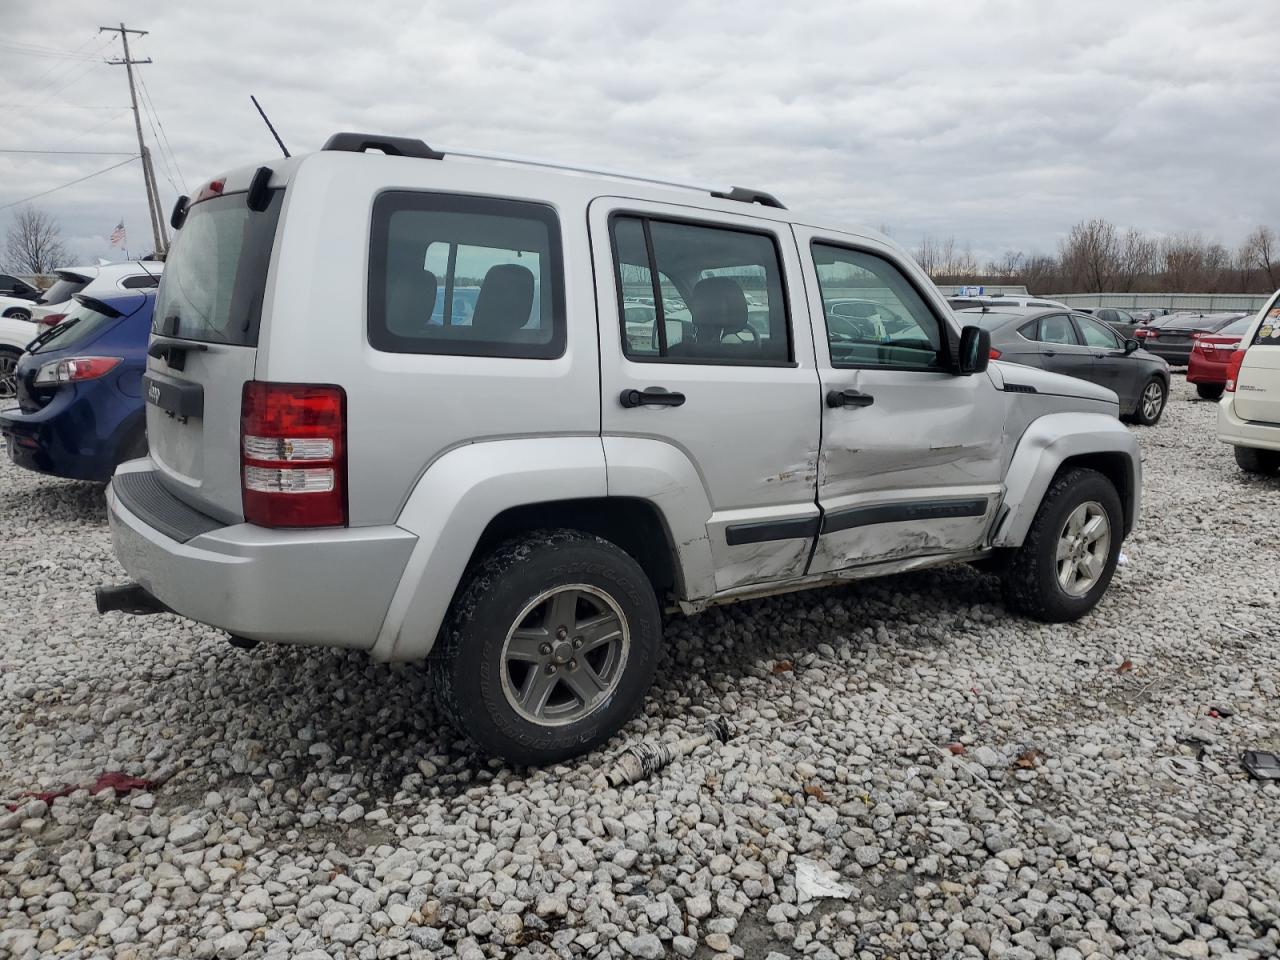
[955,305,1170,425]
[0,260,160,325]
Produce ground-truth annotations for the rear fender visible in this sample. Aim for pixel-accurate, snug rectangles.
[992,412,1141,546]
[372,437,608,662]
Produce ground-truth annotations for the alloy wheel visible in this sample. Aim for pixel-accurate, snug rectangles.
[0,354,17,402]
[499,584,630,726]
[1055,501,1111,597]
[1142,381,1165,421]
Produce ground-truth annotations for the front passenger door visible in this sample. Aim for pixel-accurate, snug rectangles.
[1074,313,1133,408]
[797,232,1004,575]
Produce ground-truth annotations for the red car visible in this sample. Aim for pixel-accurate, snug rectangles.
[1187,313,1258,400]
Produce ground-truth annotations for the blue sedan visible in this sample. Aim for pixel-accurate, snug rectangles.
[0,290,153,482]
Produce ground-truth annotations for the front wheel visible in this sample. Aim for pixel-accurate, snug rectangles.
[1001,468,1123,622]
[1133,376,1167,425]
[3,308,31,323]
[1234,445,1280,476]
[431,529,662,765]
[1196,383,1224,401]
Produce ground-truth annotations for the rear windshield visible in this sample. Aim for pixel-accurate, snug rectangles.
[1252,307,1280,346]
[29,299,129,354]
[39,276,88,305]
[154,191,283,346]
[1218,314,1256,337]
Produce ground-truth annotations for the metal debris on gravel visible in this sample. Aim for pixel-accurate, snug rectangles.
[2,376,1279,960]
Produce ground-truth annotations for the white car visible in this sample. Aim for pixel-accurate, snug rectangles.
[0,313,39,403]
[1218,290,1280,474]
[0,293,42,323]
[948,295,1069,310]
[28,262,162,325]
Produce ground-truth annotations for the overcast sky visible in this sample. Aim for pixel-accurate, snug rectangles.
[2,0,1277,270]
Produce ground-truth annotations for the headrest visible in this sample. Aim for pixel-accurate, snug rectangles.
[689,277,748,336]
[472,263,535,337]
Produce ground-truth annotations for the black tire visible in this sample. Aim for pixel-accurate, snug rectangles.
[1196,383,1225,401]
[0,346,21,403]
[1001,468,1123,623]
[431,529,661,765]
[1234,445,1280,476]
[3,308,31,323]
[1133,376,1167,425]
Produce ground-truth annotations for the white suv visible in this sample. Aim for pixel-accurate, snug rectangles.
[1218,290,1280,474]
[102,133,1142,764]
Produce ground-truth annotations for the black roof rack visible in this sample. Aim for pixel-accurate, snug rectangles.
[322,132,443,160]
[710,186,786,209]
[319,133,785,209]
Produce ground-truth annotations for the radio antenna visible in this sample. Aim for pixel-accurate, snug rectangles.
[250,95,291,158]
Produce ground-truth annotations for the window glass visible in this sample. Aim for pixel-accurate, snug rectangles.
[122,274,159,289]
[812,244,944,368]
[612,216,790,364]
[1076,316,1121,349]
[1037,314,1080,345]
[38,276,88,305]
[154,192,282,345]
[369,193,564,358]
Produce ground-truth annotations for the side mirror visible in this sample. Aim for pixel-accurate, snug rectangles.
[1124,338,1139,355]
[957,325,991,374]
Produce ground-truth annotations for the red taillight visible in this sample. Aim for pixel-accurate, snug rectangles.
[38,313,65,327]
[1135,328,1157,339]
[989,347,1002,360]
[1225,348,1247,393]
[33,356,121,385]
[240,382,347,528]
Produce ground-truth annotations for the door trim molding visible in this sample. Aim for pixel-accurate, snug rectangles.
[724,516,820,546]
[820,497,988,535]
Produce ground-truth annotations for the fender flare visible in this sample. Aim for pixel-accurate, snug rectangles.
[371,436,608,662]
[992,412,1141,547]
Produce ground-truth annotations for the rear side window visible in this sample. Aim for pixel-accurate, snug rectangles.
[154,191,283,345]
[612,215,791,365]
[1253,307,1280,346]
[369,192,564,358]
[39,276,88,305]
[122,274,159,289]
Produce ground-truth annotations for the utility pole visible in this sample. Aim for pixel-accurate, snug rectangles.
[100,23,168,255]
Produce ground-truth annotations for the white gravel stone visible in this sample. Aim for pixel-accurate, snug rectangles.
[1,380,1278,960]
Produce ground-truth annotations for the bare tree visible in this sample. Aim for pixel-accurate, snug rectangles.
[1243,225,1278,289]
[1059,219,1120,292]
[4,206,69,275]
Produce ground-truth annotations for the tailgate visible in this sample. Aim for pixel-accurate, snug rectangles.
[1235,341,1280,424]
[145,187,283,522]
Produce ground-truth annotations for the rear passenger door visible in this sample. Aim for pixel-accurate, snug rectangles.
[590,198,821,593]
[795,229,1004,574]
[1025,313,1094,381]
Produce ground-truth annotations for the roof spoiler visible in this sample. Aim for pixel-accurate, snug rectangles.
[322,132,443,160]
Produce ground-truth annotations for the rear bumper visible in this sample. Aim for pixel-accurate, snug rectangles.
[1217,398,1280,452]
[1186,354,1229,385]
[1140,342,1192,365]
[106,461,416,649]
[0,385,137,482]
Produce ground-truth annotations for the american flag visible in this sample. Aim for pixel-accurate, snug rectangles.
[109,221,126,247]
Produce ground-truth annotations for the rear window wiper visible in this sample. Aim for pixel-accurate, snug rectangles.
[28,317,81,352]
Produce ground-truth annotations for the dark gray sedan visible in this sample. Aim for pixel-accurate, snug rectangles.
[959,307,1172,425]
[1133,311,1248,365]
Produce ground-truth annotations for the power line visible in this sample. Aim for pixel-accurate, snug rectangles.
[0,149,137,155]
[0,155,140,212]
[137,68,188,193]
[20,34,102,92]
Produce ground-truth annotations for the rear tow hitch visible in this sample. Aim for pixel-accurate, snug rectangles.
[95,583,170,616]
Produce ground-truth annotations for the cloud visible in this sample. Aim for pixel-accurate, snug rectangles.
[1,0,1276,269]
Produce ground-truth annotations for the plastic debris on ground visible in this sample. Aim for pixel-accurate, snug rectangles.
[794,856,856,911]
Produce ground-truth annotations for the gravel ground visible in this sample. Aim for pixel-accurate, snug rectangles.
[2,376,1278,960]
